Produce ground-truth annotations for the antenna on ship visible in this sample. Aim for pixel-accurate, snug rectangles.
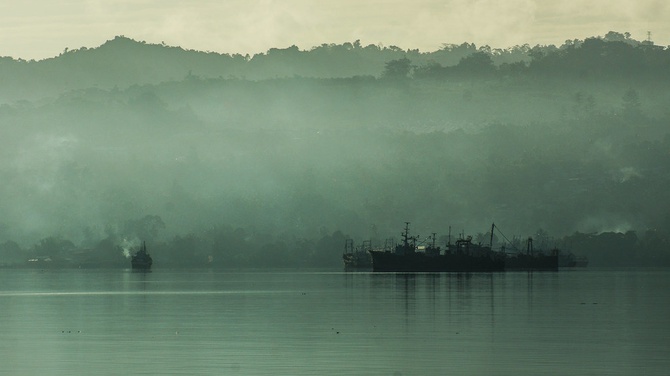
[447,226,452,246]
[490,223,495,248]
[402,222,411,246]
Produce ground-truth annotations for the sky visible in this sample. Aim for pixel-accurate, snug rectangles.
[1,0,668,60]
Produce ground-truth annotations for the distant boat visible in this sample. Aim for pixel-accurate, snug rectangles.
[558,252,589,267]
[504,237,559,271]
[342,239,373,269]
[574,255,589,267]
[131,241,152,270]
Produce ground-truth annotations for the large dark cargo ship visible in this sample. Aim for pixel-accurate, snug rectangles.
[368,222,561,272]
[368,223,505,272]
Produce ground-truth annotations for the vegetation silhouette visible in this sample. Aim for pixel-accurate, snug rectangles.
[1,31,669,268]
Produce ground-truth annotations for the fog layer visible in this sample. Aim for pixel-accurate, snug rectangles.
[1,32,669,267]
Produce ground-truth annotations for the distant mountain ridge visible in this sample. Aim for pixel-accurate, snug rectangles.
[1,33,670,267]
[1,35,527,100]
[1,32,666,102]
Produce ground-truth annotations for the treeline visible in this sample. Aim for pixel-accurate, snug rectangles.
[411,35,670,82]
[4,217,670,269]
[562,230,670,267]
[2,107,670,268]
[2,32,669,101]
[0,36,520,100]
[2,31,670,268]
[0,216,347,269]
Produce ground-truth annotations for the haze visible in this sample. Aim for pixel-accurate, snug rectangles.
[1,2,669,268]
[2,0,669,60]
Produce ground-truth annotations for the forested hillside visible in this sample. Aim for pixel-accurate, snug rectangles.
[1,31,669,267]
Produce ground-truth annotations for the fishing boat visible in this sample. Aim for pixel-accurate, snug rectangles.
[504,237,559,271]
[131,241,152,270]
[342,239,373,269]
[558,252,589,267]
[368,223,505,272]
[574,255,589,267]
[491,224,560,271]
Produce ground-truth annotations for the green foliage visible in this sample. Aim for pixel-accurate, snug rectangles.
[621,88,641,116]
[0,240,24,266]
[382,58,412,79]
[454,51,495,76]
[123,215,166,242]
[2,32,670,269]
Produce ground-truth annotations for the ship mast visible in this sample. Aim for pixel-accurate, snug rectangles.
[527,237,534,255]
[490,223,495,248]
[402,222,411,246]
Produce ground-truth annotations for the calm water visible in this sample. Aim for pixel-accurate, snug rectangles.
[1,268,668,375]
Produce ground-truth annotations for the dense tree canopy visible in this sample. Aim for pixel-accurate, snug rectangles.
[1,32,670,268]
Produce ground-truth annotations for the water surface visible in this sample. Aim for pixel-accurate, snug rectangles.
[1,268,668,375]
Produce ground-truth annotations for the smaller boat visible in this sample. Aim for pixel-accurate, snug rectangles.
[558,252,589,267]
[343,239,373,269]
[131,241,153,270]
[574,255,589,267]
[504,237,559,271]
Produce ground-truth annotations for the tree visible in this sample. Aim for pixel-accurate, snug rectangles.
[32,236,76,261]
[603,31,632,44]
[454,52,495,77]
[124,215,166,242]
[621,88,641,117]
[381,58,412,79]
[0,240,24,265]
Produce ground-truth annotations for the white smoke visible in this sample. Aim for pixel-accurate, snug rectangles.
[120,237,141,259]
[617,166,641,183]
[577,215,633,234]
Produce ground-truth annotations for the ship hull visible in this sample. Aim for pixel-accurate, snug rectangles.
[505,254,559,271]
[343,252,372,269]
[369,251,505,272]
[131,241,152,270]
[131,259,152,270]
